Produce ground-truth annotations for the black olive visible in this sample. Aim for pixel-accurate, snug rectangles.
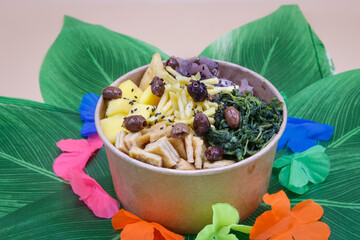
[187,80,209,102]
[123,115,147,132]
[205,146,224,162]
[150,76,165,97]
[224,106,241,129]
[193,112,210,136]
[102,86,122,100]
[170,123,190,138]
[210,68,220,77]
[165,57,179,69]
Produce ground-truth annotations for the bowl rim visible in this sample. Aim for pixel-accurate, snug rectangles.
[95,59,288,176]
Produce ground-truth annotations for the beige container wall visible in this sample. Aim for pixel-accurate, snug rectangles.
[95,61,287,234]
[106,142,276,233]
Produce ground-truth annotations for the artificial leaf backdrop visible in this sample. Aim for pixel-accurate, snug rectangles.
[1,4,359,239]
[201,5,334,98]
[40,16,169,111]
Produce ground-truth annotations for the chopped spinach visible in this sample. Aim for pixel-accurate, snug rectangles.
[205,90,283,161]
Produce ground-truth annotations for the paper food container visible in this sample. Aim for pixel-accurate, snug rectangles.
[95,60,287,234]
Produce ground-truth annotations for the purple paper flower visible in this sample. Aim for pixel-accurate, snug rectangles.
[78,93,99,137]
[277,117,334,152]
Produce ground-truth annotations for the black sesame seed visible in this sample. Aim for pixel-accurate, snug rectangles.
[161,115,165,119]
[134,96,137,99]
[131,88,134,92]
[146,107,149,110]
[160,127,164,130]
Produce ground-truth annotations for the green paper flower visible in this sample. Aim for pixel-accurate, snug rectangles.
[195,203,252,240]
[273,145,330,194]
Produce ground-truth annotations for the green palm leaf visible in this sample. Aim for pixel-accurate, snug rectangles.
[0,97,110,218]
[270,70,360,238]
[40,16,169,111]
[0,177,117,239]
[200,5,334,98]
[287,69,360,146]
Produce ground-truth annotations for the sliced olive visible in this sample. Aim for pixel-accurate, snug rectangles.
[165,57,179,69]
[187,80,208,102]
[224,106,240,129]
[170,123,190,138]
[151,76,165,97]
[102,86,122,100]
[205,146,224,162]
[123,115,147,132]
[193,112,210,136]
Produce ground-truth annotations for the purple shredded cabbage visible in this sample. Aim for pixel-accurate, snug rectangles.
[166,56,253,95]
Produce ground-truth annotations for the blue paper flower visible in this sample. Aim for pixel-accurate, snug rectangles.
[78,93,99,137]
[277,117,334,152]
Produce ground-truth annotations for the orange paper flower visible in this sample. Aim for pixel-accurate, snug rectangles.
[112,209,184,240]
[250,190,330,240]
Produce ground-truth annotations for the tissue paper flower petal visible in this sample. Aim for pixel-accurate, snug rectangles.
[291,221,330,240]
[196,203,252,240]
[151,222,185,240]
[278,165,309,195]
[81,121,98,137]
[277,117,334,152]
[193,225,214,240]
[271,232,293,240]
[213,203,240,231]
[250,190,330,240]
[53,151,93,181]
[263,190,290,219]
[274,145,330,194]
[112,209,184,240]
[53,134,103,181]
[291,200,323,223]
[78,93,99,122]
[112,209,142,230]
[121,221,155,240]
[57,138,89,152]
[69,168,119,219]
[78,93,99,137]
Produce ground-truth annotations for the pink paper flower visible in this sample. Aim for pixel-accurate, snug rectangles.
[69,168,120,219]
[53,134,119,218]
[53,134,103,181]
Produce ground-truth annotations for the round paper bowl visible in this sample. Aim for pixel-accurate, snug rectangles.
[95,60,287,234]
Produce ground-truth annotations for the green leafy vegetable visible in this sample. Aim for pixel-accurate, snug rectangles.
[205,90,283,161]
